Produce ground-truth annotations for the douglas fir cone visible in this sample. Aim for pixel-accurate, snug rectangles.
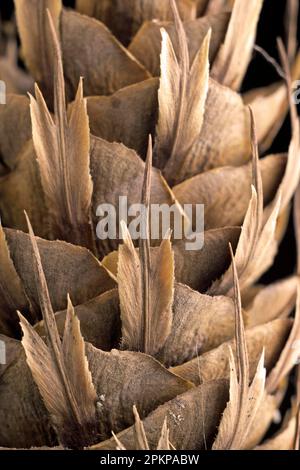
[0,0,300,451]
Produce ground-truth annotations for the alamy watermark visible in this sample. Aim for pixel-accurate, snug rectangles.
[0,80,6,105]
[0,340,6,365]
[96,197,204,251]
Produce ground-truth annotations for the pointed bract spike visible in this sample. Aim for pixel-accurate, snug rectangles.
[294,367,300,450]
[170,0,190,72]
[212,254,265,450]
[21,213,99,448]
[18,309,81,447]
[212,0,263,90]
[230,244,249,386]
[267,281,300,394]
[112,431,127,451]
[155,7,210,184]
[157,418,171,450]
[18,311,70,430]
[209,185,259,295]
[110,410,172,451]
[24,212,64,355]
[140,137,152,354]
[46,9,67,129]
[0,220,31,334]
[285,0,299,64]
[118,224,143,351]
[120,220,135,251]
[249,109,264,243]
[142,135,153,208]
[14,0,62,103]
[133,406,150,451]
[147,237,174,356]
[274,40,300,212]
[62,296,98,423]
[209,116,282,295]
[141,135,174,356]
[294,185,300,275]
[118,143,174,356]
[29,12,95,251]
[245,189,281,289]
[155,27,180,171]
[164,228,173,241]
[249,108,263,204]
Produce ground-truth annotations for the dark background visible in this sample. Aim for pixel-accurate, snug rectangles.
[1,0,300,427]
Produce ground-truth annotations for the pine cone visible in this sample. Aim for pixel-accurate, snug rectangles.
[0,0,299,451]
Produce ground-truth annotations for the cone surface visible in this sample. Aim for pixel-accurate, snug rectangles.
[0,0,300,451]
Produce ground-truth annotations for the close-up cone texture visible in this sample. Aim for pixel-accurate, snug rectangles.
[0,0,300,452]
